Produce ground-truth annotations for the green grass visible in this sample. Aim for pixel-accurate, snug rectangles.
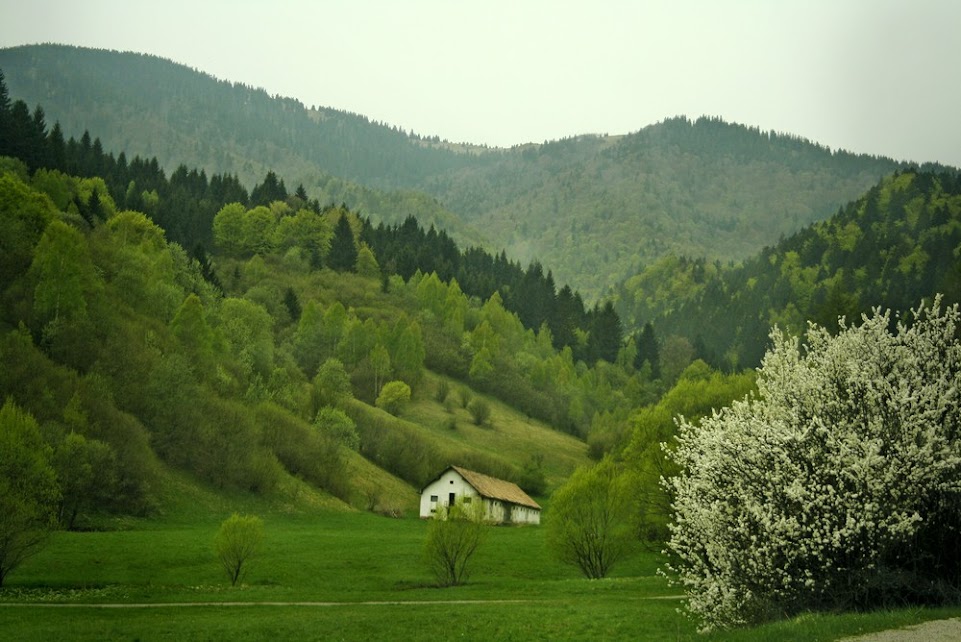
[0,511,687,640]
[3,507,960,641]
[403,371,591,489]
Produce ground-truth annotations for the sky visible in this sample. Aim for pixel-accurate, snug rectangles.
[1,0,960,167]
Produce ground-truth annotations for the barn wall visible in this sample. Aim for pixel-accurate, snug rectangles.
[419,469,541,525]
[419,470,479,518]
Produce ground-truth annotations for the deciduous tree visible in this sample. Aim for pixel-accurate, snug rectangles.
[423,500,487,587]
[375,380,411,415]
[214,513,264,586]
[547,459,633,579]
[0,399,60,587]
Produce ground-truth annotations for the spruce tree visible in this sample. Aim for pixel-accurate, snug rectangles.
[0,71,11,157]
[634,322,661,378]
[328,213,358,272]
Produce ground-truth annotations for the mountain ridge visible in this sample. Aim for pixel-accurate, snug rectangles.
[0,43,927,299]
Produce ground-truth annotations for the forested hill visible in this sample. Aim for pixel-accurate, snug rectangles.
[0,44,921,298]
[615,169,961,370]
[422,118,908,297]
[0,44,485,246]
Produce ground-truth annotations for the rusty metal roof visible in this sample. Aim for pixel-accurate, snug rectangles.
[449,466,541,510]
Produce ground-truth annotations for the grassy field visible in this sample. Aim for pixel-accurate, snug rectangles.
[3,503,961,641]
[405,371,591,488]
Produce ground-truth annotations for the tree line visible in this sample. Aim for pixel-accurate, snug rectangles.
[0,68,621,362]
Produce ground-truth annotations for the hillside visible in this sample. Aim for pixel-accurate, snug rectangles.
[0,45,485,248]
[0,44,917,298]
[0,145,619,528]
[614,169,961,370]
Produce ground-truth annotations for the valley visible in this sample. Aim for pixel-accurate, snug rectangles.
[1,43,960,640]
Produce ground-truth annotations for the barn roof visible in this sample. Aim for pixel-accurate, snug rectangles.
[446,466,541,510]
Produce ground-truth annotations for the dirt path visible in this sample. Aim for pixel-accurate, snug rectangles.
[0,595,688,609]
[1,599,531,608]
[839,618,961,642]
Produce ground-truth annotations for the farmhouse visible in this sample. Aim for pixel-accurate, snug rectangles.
[419,465,541,525]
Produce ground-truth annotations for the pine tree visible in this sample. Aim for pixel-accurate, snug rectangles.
[250,170,287,206]
[634,322,661,378]
[587,302,623,364]
[328,213,358,272]
[0,71,10,158]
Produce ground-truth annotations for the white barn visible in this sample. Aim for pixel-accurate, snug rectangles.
[419,465,541,525]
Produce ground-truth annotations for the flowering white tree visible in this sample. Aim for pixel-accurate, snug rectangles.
[665,297,961,630]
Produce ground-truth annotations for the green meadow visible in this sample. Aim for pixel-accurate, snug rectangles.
[3,502,960,641]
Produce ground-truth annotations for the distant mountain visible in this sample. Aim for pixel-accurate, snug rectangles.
[1,44,933,297]
[0,44,486,247]
[614,169,961,369]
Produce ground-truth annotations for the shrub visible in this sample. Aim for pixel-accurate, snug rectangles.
[257,403,350,500]
[434,379,450,403]
[546,459,633,579]
[423,500,487,587]
[314,406,359,451]
[665,298,961,630]
[467,398,491,426]
[0,400,60,587]
[375,380,411,415]
[214,513,264,586]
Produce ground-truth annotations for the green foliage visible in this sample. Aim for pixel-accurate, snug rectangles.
[312,358,353,411]
[328,212,358,272]
[518,453,547,496]
[434,379,450,403]
[0,399,60,587]
[0,171,56,289]
[355,243,380,278]
[3,46,909,302]
[30,219,102,328]
[257,403,349,501]
[423,500,487,587]
[51,430,117,529]
[314,406,359,451]
[546,459,633,579]
[375,380,411,415]
[169,293,216,373]
[212,202,246,255]
[466,397,491,427]
[621,361,756,541]
[214,513,264,586]
[618,170,961,370]
[348,401,445,488]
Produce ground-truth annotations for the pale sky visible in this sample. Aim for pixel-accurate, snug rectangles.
[1,0,960,167]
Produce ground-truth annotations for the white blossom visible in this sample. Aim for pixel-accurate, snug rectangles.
[664,297,961,630]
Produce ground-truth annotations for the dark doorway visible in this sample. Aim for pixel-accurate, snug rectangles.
[448,492,456,507]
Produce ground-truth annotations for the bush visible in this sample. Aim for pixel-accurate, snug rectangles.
[423,500,487,587]
[375,380,411,415]
[0,400,60,587]
[214,513,264,586]
[257,403,350,500]
[467,398,491,426]
[665,298,961,630]
[434,379,450,403]
[314,406,359,451]
[348,402,445,488]
[546,459,633,579]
